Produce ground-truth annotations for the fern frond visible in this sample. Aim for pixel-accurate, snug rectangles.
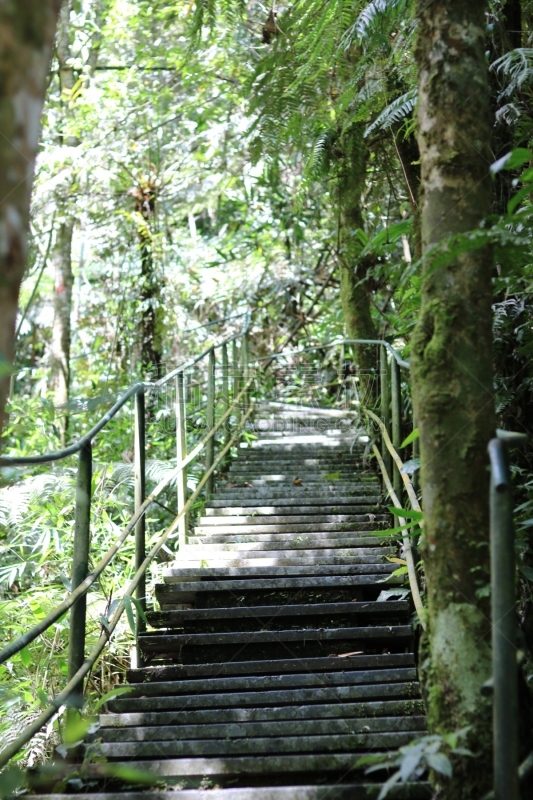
[364,88,416,137]
[492,48,533,97]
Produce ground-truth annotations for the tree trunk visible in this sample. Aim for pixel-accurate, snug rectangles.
[337,128,378,404]
[133,182,163,378]
[49,2,75,444]
[411,3,495,797]
[0,1,61,443]
[49,220,74,444]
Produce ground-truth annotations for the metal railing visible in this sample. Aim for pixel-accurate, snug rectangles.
[485,431,533,800]
[0,317,253,769]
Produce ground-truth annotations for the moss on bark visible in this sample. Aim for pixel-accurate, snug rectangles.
[337,127,377,400]
[412,2,495,797]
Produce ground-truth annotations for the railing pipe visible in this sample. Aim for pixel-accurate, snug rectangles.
[380,346,392,477]
[134,390,146,667]
[67,442,92,714]
[488,437,519,800]
[206,348,216,496]
[176,372,188,549]
[232,339,240,423]
[242,332,250,411]
[222,342,230,447]
[391,357,402,497]
[0,384,144,466]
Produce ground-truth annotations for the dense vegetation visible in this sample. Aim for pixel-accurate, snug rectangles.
[2,1,533,798]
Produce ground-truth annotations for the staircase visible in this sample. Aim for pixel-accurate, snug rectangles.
[30,406,429,799]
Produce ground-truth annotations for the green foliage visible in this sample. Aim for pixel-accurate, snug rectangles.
[357,729,472,799]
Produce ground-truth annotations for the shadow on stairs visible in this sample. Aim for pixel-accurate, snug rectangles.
[28,405,430,800]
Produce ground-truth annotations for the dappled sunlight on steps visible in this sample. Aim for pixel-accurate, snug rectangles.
[28,405,429,800]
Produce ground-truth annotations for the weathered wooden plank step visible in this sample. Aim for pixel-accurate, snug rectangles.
[101,698,425,728]
[32,782,433,799]
[161,567,400,581]
[127,653,416,683]
[155,576,399,597]
[224,478,375,486]
[229,469,364,476]
[107,682,421,713]
[182,540,391,552]
[147,601,409,629]
[54,752,418,778]
[140,627,412,652]
[189,534,389,547]
[110,667,417,698]
[180,547,394,560]
[205,503,382,513]
[98,714,427,742]
[198,514,388,526]
[193,525,388,538]
[95,729,425,758]
[215,488,380,499]
[176,556,395,568]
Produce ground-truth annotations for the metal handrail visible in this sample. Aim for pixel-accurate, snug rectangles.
[0,375,254,665]
[255,337,410,370]
[0,316,253,768]
[0,401,255,770]
[486,431,528,800]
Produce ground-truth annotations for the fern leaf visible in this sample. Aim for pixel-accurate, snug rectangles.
[364,88,417,137]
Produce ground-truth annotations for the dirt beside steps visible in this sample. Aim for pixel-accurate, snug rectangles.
[29,407,429,799]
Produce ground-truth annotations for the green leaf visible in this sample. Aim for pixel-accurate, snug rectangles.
[519,565,533,582]
[123,595,136,635]
[490,148,531,174]
[92,686,133,712]
[400,428,419,448]
[0,766,26,796]
[20,647,31,667]
[387,506,424,521]
[426,752,452,778]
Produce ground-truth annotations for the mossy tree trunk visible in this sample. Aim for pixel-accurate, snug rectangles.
[132,180,163,378]
[412,2,495,797]
[0,1,61,442]
[337,127,378,406]
[48,2,77,445]
[49,219,74,445]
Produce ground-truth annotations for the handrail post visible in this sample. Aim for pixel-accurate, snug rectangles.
[222,343,230,447]
[67,442,92,716]
[232,339,240,424]
[206,348,216,496]
[380,346,392,477]
[242,332,250,411]
[391,356,402,498]
[489,438,519,800]
[134,389,146,668]
[176,372,188,549]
